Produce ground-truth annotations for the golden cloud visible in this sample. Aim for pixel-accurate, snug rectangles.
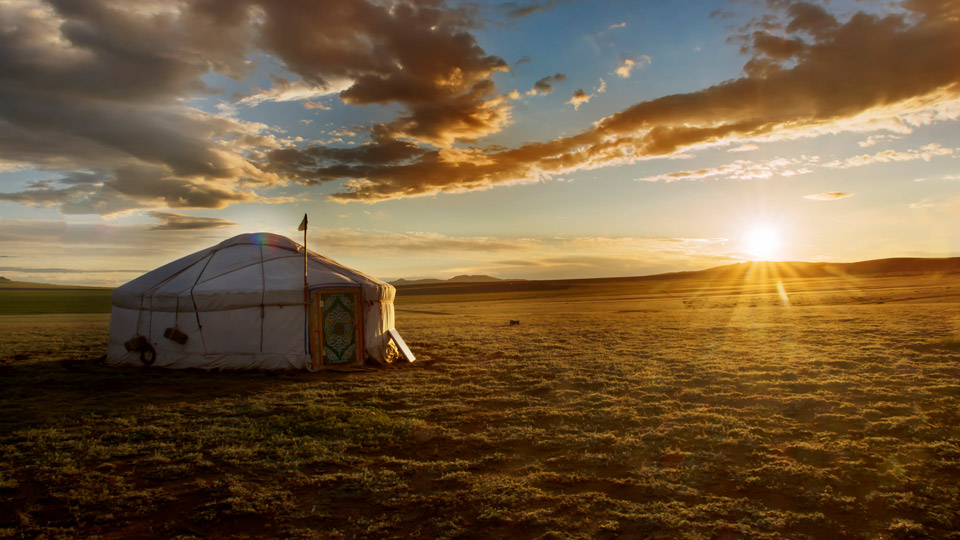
[803,192,854,200]
[568,89,592,110]
[262,0,960,203]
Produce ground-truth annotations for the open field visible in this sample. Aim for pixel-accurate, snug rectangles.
[0,281,112,315]
[2,270,960,539]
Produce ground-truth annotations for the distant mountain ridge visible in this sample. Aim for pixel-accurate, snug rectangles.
[392,257,960,296]
[0,278,110,290]
[390,274,506,286]
[6,257,960,290]
[701,257,960,279]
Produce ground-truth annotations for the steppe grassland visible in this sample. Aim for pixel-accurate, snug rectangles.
[1,273,959,539]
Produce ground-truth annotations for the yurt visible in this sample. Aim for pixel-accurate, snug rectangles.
[106,232,401,370]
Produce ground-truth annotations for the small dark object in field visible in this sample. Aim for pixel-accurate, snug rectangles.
[509,319,520,325]
[163,327,188,344]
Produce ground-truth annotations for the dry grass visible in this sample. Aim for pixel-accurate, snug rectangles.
[1,273,959,539]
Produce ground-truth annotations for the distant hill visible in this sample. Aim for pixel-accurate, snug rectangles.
[389,278,447,286]
[0,279,113,314]
[701,258,960,280]
[448,274,504,283]
[391,274,504,286]
[394,257,960,298]
[0,279,111,290]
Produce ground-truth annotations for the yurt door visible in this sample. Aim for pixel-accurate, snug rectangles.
[309,289,364,369]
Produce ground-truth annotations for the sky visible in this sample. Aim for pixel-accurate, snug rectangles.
[1,0,959,286]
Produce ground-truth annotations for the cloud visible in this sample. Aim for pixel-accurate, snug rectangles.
[314,229,535,254]
[608,22,627,31]
[0,0,295,214]
[568,89,592,110]
[303,101,331,110]
[596,78,607,93]
[254,0,511,147]
[375,234,736,280]
[615,55,651,78]
[258,1,960,203]
[6,0,960,211]
[858,133,903,147]
[147,211,238,231]
[823,143,956,168]
[526,73,567,96]
[728,144,759,152]
[639,143,955,185]
[314,231,736,280]
[0,0,511,213]
[471,236,737,279]
[637,156,819,183]
[500,0,571,18]
[0,165,290,215]
[0,217,249,285]
[910,201,935,209]
[237,76,351,108]
[803,192,854,200]
[0,163,24,173]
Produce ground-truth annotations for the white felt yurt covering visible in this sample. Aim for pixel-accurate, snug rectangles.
[106,232,395,370]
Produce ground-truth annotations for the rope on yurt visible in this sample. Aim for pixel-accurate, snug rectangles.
[136,294,144,340]
[190,249,218,355]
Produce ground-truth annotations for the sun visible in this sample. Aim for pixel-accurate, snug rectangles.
[745,225,781,260]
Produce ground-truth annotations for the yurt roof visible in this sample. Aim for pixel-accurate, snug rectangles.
[112,232,393,312]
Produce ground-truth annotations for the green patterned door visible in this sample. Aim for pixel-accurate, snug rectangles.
[320,292,359,365]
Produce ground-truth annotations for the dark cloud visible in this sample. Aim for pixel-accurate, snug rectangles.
[0,166,270,214]
[148,211,238,231]
[4,0,960,212]
[499,0,573,18]
[0,175,144,215]
[528,73,566,95]
[254,0,510,145]
[568,88,592,110]
[262,0,960,202]
[1,0,519,215]
[0,0,279,214]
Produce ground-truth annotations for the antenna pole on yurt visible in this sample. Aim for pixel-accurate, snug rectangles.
[298,213,308,354]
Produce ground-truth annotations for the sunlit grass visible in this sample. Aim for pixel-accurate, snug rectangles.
[2,272,959,539]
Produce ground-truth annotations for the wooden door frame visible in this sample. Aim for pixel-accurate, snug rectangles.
[308,288,365,370]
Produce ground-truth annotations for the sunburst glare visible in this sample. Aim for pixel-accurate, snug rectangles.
[745,225,781,260]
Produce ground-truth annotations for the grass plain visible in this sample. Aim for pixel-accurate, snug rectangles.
[1,268,959,539]
[0,281,112,315]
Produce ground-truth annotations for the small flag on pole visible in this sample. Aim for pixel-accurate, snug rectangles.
[298,213,308,231]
